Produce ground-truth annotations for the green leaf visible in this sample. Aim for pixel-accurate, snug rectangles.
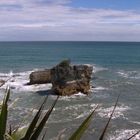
[20,96,48,140]
[69,105,98,140]
[0,87,10,140]
[30,96,59,140]
[10,126,28,140]
[99,94,120,140]
[5,133,14,140]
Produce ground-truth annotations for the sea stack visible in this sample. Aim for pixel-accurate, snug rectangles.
[28,60,93,95]
[29,69,51,85]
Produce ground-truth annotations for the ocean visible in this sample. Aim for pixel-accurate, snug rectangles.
[0,41,140,140]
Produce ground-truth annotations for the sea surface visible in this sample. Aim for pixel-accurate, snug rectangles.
[0,41,140,140]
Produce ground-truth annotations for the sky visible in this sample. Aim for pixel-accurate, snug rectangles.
[0,0,140,41]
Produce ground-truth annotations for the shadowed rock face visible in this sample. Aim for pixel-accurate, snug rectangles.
[73,65,93,80]
[51,60,93,95]
[52,79,90,96]
[29,70,51,85]
[51,60,75,85]
[28,60,93,95]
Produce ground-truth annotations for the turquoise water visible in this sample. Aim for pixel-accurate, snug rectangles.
[0,41,140,72]
[0,42,140,140]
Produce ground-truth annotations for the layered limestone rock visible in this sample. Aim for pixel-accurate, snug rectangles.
[28,60,93,95]
[28,69,51,85]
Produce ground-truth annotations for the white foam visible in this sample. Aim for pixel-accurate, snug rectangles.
[58,92,87,101]
[0,70,52,92]
[117,71,128,78]
[76,111,90,119]
[117,70,140,79]
[98,104,130,119]
[92,65,108,73]
[83,64,93,67]
[131,121,140,125]
[91,86,108,93]
[74,92,87,96]
[108,129,140,140]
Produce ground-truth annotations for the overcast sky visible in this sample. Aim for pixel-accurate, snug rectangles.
[0,0,140,41]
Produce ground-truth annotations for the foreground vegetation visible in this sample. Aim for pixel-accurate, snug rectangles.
[0,87,139,140]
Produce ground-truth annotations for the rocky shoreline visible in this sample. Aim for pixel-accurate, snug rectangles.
[0,60,93,96]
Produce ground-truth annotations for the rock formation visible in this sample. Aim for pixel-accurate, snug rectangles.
[28,60,93,95]
[28,69,51,85]
[51,60,93,95]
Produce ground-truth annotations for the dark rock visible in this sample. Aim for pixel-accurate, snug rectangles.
[51,60,75,85]
[73,65,93,80]
[28,69,51,85]
[28,60,93,96]
[52,79,90,96]
[51,60,93,95]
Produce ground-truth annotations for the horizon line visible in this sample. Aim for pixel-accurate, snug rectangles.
[0,40,140,43]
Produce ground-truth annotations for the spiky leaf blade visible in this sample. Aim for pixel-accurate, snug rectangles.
[20,96,48,140]
[30,96,59,140]
[0,87,10,140]
[99,94,120,140]
[127,130,140,140]
[10,126,28,140]
[69,105,98,140]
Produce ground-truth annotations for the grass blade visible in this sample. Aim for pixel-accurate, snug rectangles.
[99,94,120,140]
[30,96,59,140]
[0,87,10,140]
[8,124,12,136]
[20,96,48,140]
[69,105,98,140]
[5,133,14,140]
[126,130,140,140]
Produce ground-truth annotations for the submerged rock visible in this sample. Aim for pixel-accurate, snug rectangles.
[28,60,93,95]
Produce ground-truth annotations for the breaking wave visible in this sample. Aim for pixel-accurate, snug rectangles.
[92,65,108,73]
[0,70,52,93]
[108,129,140,140]
[117,70,140,79]
[98,104,130,119]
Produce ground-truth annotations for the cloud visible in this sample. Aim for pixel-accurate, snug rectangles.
[0,0,140,41]
[0,0,18,4]
[34,0,71,5]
